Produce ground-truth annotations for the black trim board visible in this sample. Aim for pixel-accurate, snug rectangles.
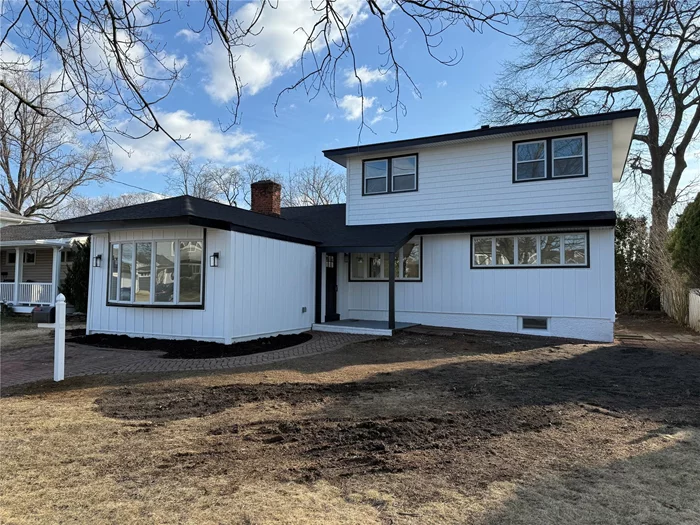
[61,216,319,246]
[323,109,640,165]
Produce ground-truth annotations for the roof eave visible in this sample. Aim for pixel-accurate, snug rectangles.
[323,109,641,167]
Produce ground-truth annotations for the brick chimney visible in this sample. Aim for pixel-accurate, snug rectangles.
[250,180,282,217]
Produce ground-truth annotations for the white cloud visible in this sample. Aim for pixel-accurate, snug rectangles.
[338,95,375,121]
[343,66,388,88]
[176,29,200,42]
[370,107,386,125]
[111,110,260,173]
[199,0,370,101]
[437,80,448,88]
[324,113,334,122]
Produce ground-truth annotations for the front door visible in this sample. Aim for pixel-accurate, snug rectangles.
[325,253,340,322]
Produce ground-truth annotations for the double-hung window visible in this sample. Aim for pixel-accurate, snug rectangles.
[514,134,587,182]
[108,238,204,306]
[350,238,422,281]
[552,136,585,177]
[363,154,417,194]
[514,140,546,181]
[472,232,588,268]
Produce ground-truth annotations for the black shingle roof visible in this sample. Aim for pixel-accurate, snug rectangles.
[282,204,617,251]
[0,223,77,242]
[55,195,320,245]
[53,195,616,251]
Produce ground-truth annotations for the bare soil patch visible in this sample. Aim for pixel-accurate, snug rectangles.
[3,322,700,524]
[69,331,312,359]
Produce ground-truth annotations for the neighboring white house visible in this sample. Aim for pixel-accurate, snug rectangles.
[0,223,86,313]
[0,210,40,229]
[55,110,639,343]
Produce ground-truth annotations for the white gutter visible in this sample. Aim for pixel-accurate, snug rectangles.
[0,236,87,248]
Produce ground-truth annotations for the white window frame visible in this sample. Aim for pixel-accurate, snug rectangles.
[350,237,422,281]
[60,250,75,264]
[6,251,16,265]
[552,135,586,178]
[363,159,389,195]
[391,155,417,192]
[514,140,547,182]
[107,238,204,306]
[472,232,588,268]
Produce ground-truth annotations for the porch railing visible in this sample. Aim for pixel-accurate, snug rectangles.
[0,283,13,302]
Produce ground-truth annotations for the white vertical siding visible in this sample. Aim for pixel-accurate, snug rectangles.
[87,227,315,343]
[345,126,614,225]
[88,227,231,342]
[341,228,615,341]
[229,231,315,341]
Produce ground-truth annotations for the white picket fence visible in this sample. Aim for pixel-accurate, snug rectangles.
[690,289,700,332]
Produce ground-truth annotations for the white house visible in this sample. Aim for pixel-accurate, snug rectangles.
[0,224,86,312]
[55,110,639,343]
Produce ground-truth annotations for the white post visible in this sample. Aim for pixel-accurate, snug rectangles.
[13,247,21,303]
[54,293,66,382]
[51,247,61,304]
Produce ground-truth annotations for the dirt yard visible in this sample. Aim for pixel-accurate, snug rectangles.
[0,315,85,352]
[2,327,700,524]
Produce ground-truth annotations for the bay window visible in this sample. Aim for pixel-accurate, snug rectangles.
[108,238,204,306]
[350,238,422,281]
[472,232,588,268]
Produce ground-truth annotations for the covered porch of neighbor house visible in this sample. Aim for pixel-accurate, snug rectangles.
[0,243,72,313]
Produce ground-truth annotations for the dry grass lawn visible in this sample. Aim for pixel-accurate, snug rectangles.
[2,330,700,524]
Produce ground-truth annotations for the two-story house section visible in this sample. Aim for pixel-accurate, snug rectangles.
[57,110,638,344]
[307,109,639,342]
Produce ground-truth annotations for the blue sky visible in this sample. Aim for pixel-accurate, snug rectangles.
[86,3,520,198]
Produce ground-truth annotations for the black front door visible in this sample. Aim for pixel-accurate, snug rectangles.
[325,253,340,322]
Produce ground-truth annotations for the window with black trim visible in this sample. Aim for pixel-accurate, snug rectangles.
[108,239,203,305]
[514,134,587,182]
[350,238,422,281]
[472,232,587,268]
[363,154,417,195]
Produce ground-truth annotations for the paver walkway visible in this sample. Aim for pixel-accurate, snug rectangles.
[1,331,373,389]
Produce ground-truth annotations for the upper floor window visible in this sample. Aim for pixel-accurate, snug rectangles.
[108,238,204,306]
[363,154,417,195]
[514,134,587,182]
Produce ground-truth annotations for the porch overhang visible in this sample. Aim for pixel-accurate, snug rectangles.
[317,210,617,253]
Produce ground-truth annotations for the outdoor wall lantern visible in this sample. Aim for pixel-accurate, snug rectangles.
[93,254,102,268]
[209,252,220,268]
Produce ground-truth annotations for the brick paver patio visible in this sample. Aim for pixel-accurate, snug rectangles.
[1,331,374,389]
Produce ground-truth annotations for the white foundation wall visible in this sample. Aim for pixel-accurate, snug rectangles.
[88,228,316,343]
[337,228,615,342]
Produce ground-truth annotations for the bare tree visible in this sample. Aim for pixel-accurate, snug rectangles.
[1,1,517,141]
[208,166,245,207]
[287,162,345,206]
[0,73,113,219]
[483,1,700,244]
[166,153,219,201]
[49,192,163,220]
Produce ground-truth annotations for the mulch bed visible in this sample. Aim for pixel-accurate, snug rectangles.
[68,331,312,359]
